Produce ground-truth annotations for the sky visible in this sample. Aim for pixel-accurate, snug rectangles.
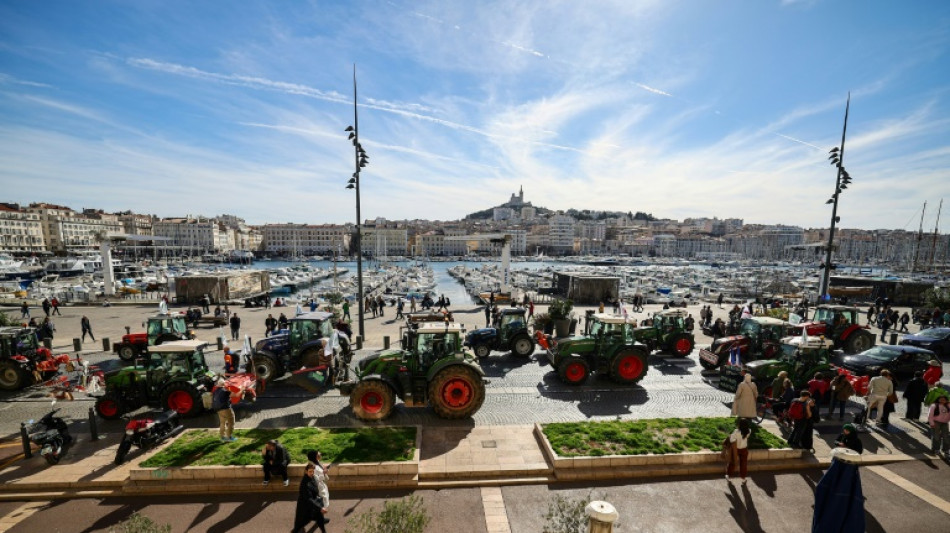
[1,1,949,232]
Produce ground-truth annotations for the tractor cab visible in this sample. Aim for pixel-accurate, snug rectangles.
[652,309,688,333]
[404,322,464,367]
[497,309,528,343]
[145,315,191,345]
[288,312,334,353]
[587,314,636,344]
[1,327,39,357]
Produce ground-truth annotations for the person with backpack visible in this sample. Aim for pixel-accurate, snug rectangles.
[830,374,854,420]
[927,395,950,456]
[788,390,816,451]
[807,372,830,414]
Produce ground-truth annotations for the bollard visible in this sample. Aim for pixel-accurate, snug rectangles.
[889,333,898,345]
[20,422,32,459]
[586,501,619,533]
[102,337,110,352]
[217,337,224,350]
[73,338,82,352]
[125,326,131,335]
[88,407,99,441]
[383,336,390,349]
[356,336,363,350]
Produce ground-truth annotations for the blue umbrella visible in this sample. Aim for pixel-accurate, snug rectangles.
[812,449,865,533]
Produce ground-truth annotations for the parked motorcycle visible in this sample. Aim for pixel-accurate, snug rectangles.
[115,410,185,465]
[25,404,72,465]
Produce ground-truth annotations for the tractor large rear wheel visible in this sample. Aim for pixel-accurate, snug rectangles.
[252,354,280,382]
[557,357,590,385]
[161,382,203,417]
[610,349,649,385]
[428,366,485,419]
[350,380,395,421]
[0,361,28,391]
[844,331,874,354]
[667,333,694,357]
[510,334,535,358]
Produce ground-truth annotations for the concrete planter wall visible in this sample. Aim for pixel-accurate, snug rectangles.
[128,426,422,490]
[534,423,802,480]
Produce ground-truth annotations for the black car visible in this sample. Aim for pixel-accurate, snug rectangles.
[837,345,936,377]
[900,327,950,357]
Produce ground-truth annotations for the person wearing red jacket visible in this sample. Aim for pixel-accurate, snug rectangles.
[923,360,943,387]
[808,372,831,411]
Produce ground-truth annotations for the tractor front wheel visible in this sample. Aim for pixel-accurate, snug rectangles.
[473,345,491,359]
[428,366,486,419]
[350,380,395,421]
[667,333,694,357]
[252,355,280,382]
[117,345,137,362]
[557,357,590,385]
[161,382,202,417]
[510,334,535,358]
[0,361,28,391]
[95,394,125,420]
[610,349,649,384]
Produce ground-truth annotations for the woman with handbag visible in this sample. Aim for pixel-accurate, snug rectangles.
[293,462,329,533]
[724,418,752,483]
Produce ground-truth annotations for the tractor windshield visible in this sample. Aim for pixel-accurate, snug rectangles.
[592,320,631,342]
[13,331,38,354]
[417,332,458,359]
[290,319,329,346]
[499,313,525,330]
[812,308,835,326]
[740,320,761,337]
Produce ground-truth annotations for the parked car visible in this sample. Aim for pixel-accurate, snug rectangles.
[900,327,950,358]
[836,345,937,377]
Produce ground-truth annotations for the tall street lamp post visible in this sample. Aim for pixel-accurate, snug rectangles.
[345,65,369,339]
[819,93,853,301]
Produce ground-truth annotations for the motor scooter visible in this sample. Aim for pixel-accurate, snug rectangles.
[25,403,72,465]
[115,410,185,465]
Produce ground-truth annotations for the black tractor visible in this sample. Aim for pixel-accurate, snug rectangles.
[464,307,535,358]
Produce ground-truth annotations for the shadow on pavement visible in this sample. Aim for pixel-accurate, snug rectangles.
[80,502,145,533]
[726,481,764,533]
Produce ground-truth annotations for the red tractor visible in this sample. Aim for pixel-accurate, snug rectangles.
[797,304,875,354]
[113,314,195,362]
[0,327,72,390]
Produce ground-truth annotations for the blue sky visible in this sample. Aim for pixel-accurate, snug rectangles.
[1,1,949,231]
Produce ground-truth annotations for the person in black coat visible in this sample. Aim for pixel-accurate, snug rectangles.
[904,371,929,420]
[262,439,290,486]
[293,462,327,533]
[834,423,864,454]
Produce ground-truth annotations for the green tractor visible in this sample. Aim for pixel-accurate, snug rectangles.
[743,335,836,396]
[631,309,696,357]
[337,322,486,421]
[95,340,216,419]
[544,313,650,385]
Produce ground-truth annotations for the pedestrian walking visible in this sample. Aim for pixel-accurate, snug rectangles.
[42,298,51,317]
[293,462,329,533]
[899,311,910,333]
[866,305,874,326]
[880,314,891,342]
[396,298,404,319]
[370,297,378,318]
[265,314,277,337]
[865,370,893,424]
[80,315,95,342]
[342,300,350,321]
[229,313,241,341]
[212,379,235,442]
[829,374,854,420]
[904,371,928,420]
[927,395,950,456]
[725,418,752,483]
[881,373,899,426]
[484,305,491,328]
[50,297,61,315]
[201,294,211,314]
[377,295,385,317]
[261,439,290,486]
[528,300,534,318]
[20,301,29,319]
[717,293,724,309]
[409,295,416,313]
[731,373,758,420]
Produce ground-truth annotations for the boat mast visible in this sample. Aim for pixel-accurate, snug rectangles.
[929,199,942,274]
[912,201,927,273]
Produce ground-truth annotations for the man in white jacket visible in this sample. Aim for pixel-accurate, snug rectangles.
[866,369,894,424]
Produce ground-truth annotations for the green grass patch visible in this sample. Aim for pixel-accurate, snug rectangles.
[141,427,416,468]
[542,417,786,457]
